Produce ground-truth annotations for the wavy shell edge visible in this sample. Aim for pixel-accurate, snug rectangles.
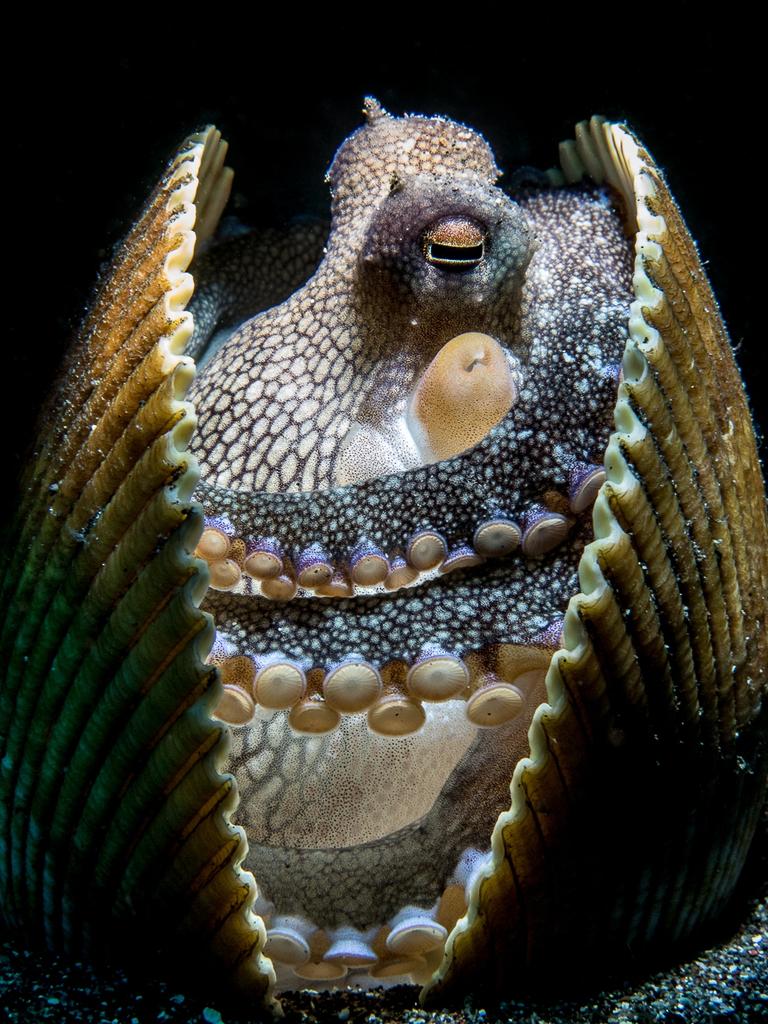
[426,119,768,1002]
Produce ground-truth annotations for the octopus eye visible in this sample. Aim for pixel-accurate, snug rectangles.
[423,215,486,267]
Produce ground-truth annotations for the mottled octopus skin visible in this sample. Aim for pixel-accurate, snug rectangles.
[0,106,766,1013]
[187,219,327,366]
[189,105,631,940]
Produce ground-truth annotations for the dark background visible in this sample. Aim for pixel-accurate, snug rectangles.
[7,17,762,481]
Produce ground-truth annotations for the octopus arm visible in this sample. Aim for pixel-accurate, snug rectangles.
[187,218,327,364]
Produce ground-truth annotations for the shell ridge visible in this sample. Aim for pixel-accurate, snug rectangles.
[630,152,766,727]
[6,426,203,911]
[17,433,202,926]
[0,174,200,709]
[21,503,208,928]
[606,427,703,731]
[614,394,722,746]
[0,128,207,630]
[52,568,216,845]
[632,198,750,743]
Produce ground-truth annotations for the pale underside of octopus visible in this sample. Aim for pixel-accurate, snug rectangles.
[0,101,765,1012]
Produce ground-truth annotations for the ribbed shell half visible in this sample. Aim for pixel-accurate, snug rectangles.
[0,118,765,1012]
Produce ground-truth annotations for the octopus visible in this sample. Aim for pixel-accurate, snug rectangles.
[0,100,766,1012]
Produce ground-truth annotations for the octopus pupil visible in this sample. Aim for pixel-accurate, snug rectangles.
[426,240,485,266]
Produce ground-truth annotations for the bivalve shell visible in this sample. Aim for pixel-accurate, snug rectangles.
[0,113,765,1016]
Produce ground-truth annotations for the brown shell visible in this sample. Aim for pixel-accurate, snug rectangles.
[0,118,765,1013]
[428,119,768,1000]
[0,129,274,1006]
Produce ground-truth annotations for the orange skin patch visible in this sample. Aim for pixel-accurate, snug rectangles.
[410,333,516,461]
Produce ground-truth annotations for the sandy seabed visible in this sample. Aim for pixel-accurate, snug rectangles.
[2,838,766,1024]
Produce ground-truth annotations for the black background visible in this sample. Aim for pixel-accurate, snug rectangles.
[6,15,763,482]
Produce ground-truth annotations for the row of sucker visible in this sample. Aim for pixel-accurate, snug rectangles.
[203,520,587,673]
[194,464,604,599]
[208,635,554,736]
[232,674,544,960]
[258,847,488,989]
